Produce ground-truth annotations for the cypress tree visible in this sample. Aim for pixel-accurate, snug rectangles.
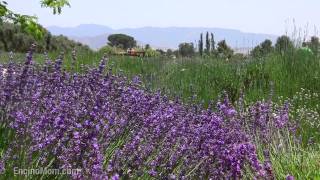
[205,31,210,55]
[211,33,215,53]
[198,33,203,56]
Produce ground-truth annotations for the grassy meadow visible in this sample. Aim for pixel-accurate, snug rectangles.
[2,50,320,103]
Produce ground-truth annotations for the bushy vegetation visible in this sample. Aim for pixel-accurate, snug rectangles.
[178,43,195,57]
[1,0,70,39]
[0,23,91,53]
[107,34,136,49]
[250,39,274,58]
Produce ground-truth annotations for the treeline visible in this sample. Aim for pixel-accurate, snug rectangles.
[178,32,320,59]
[97,32,235,58]
[177,32,234,58]
[250,35,320,58]
[99,33,169,57]
[0,23,91,53]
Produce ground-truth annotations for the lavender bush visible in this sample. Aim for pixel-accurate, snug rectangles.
[0,47,304,179]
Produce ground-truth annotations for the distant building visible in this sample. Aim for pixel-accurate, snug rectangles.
[233,47,252,55]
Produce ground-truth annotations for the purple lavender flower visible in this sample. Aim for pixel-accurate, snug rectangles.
[0,51,279,179]
[111,173,120,180]
[148,169,157,177]
[275,102,290,128]
[0,160,4,174]
[286,175,295,180]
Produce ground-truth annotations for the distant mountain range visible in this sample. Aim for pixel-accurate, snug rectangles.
[47,24,278,50]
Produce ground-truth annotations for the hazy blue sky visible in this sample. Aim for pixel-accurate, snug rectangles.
[6,0,319,35]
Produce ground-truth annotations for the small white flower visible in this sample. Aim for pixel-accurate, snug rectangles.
[2,68,7,77]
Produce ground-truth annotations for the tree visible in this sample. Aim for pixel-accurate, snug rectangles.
[98,45,118,55]
[156,49,165,55]
[251,45,262,58]
[179,43,195,57]
[211,33,215,53]
[0,0,70,39]
[45,32,52,51]
[275,35,294,56]
[250,39,273,58]
[145,44,151,50]
[198,33,203,56]
[107,34,136,49]
[217,40,233,58]
[145,49,161,57]
[173,50,180,57]
[205,32,211,55]
[166,49,174,57]
[0,22,90,53]
[260,39,273,54]
[302,36,320,56]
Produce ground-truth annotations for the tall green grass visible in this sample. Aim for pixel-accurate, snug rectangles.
[1,50,320,105]
[108,54,320,107]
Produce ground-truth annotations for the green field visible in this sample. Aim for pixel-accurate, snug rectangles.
[2,50,320,104]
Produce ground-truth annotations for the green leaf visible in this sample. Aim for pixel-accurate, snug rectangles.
[0,3,8,16]
[0,0,70,39]
[40,0,70,14]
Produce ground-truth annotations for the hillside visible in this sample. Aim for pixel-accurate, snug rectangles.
[47,24,278,50]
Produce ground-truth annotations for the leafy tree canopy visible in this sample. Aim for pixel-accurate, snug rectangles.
[217,40,233,58]
[250,39,273,58]
[0,22,90,53]
[145,44,151,50]
[0,0,70,39]
[178,42,195,57]
[275,35,294,56]
[302,36,320,56]
[107,34,136,49]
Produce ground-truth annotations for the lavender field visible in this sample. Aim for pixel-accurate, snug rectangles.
[0,45,319,179]
[1,0,320,179]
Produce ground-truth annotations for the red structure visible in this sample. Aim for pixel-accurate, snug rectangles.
[126,48,146,57]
